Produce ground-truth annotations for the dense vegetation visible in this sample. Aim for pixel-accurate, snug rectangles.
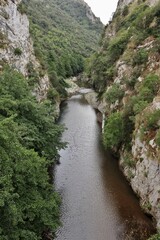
[86,1,160,151]
[86,1,160,91]
[19,0,103,83]
[0,67,65,239]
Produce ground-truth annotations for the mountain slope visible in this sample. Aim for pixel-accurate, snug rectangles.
[20,0,103,80]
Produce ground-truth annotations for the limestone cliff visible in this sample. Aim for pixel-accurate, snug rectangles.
[0,0,33,75]
[0,0,52,102]
[88,0,160,230]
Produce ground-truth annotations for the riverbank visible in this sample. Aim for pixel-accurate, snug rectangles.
[55,94,156,240]
[62,78,159,237]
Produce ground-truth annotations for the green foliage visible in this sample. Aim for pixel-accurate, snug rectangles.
[132,74,160,114]
[145,110,160,130]
[14,48,22,56]
[87,2,160,92]
[21,0,103,81]
[132,49,148,66]
[17,2,27,14]
[122,5,129,17]
[148,234,160,240]
[26,62,39,86]
[47,88,60,104]
[142,201,152,212]
[123,152,136,168]
[124,76,137,89]
[138,74,160,102]
[0,118,61,239]
[133,99,148,115]
[108,31,130,63]
[0,66,65,238]
[103,112,124,149]
[105,83,125,104]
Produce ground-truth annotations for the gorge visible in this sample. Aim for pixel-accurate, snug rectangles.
[0,0,160,239]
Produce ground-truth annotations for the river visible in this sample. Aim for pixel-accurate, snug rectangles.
[55,94,155,240]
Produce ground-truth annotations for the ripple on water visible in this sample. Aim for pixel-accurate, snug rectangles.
[55,94,156,240]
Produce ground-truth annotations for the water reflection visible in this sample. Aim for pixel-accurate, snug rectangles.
[55,94,155,240]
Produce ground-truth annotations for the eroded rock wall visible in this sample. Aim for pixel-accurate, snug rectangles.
[91,0,160,229]
[0,0,51,101]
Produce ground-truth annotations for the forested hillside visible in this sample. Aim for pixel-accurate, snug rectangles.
[19,0,103,79]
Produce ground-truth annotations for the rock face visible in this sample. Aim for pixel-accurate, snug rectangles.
[0,0,34,75]
[117,0,158,8]
[120,97,160,228]
[89,0,160,229]
[0,0,51,101]
[117,0,134,8]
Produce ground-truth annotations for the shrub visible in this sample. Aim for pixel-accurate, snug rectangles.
[124,76,137,89]
[105,84,125,104]
[108,31,130,62]
[103,112,124,149]
[47,87,59,104]
[148,234,160,240]
[123,152,136,168]
[26,62,39,86]
[122,5,129,16]
[145,110,160,130]
[132,49,148,66]
[133,74,160,114]
[17,3,27,14]
[139,74,160,95]
[14,48,22,56]
[133,99,148,114]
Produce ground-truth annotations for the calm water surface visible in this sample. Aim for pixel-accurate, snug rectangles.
[55,94,155,240]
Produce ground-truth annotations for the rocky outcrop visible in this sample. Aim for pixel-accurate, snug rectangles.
[121,96,160,228]
[0,0,34,75]
[117,0,134,8]
[0,0,52,102]
[89,0,160,230]
[117,0,158,8]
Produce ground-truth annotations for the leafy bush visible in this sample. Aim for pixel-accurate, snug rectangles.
[133,99,148,114]
[105,83,125,104]
[132,74,160,114]
[124,76,137,89]
[14,48,22,56]
[145,110,160,130]
[132,49,148,66]
[139,74,160,94]
[148,233,160,240]
[17,2,27,14]
[108,31,130,63]
[103,112,124,149]
[122,5,129,16]
[26,62,39,86]
[123,152,136,168]
[47,87,60,104]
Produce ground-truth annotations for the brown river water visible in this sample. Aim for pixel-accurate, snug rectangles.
[55,94,155,240]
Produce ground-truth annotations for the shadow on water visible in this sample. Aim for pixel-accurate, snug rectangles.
[55,94,156,240]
